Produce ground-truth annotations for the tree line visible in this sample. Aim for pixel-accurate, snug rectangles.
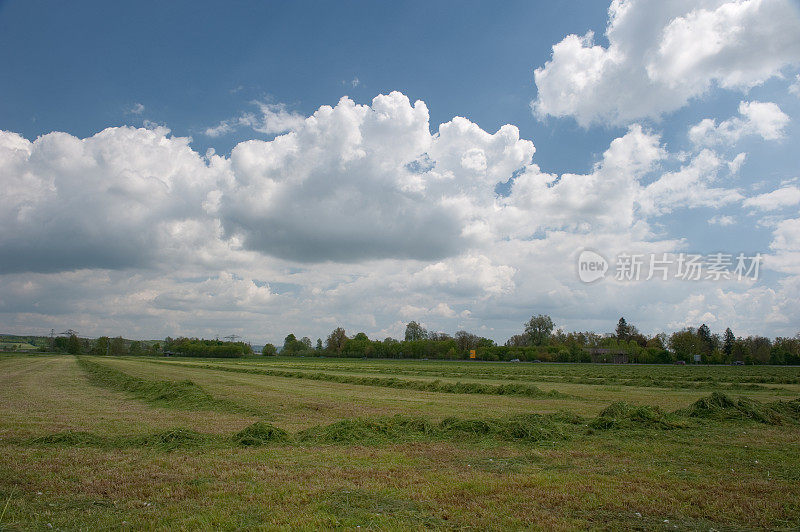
[39,316,800,364]
[268,316,800,365]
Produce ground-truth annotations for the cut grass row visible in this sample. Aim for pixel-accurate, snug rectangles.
[76,357,256,415]
[179,356,800,387]
[142,358,570,398]
[16,391,800,450]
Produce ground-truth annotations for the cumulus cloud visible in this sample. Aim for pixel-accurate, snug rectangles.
[743,185,800,210]
[767,217,800,275]
[1,89,798,341]
[532,0,800,126]
[205,101,304,137]
[0,126,224,273]
[153,272,273,312]
[638,149,743,216]
[217,92,534,262]
[689,101,790,147]
[503,124,664,233]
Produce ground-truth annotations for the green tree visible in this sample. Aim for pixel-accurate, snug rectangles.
[745,336,771,364]
[91,336,110,356]
[669,328,704,362]
[262,343,277,356]
[283,334,302,355]
[326,327,348,354]
[505,334,529,347]
[316,338,323,351]
[66,333,81,355]
[404,321,427,341]
[615,317,630,342]
[697,324,714,355]
[109,336,127,356]
[723,328,735,359]
[646,333,667,350]
[455,330,479,354]
[525,314,554,346]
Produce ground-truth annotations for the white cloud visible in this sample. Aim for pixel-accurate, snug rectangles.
[0,126,225,273]
[767,217,800,275]
[204,121,235,138]
[127,102,145,115]
[1,90,798,342]
[743,185,800,210]
[250,102,306,135]
[638,149,743,215]
[218,92,534,262]
[728,152,746,174]
[790,74,800,96]
[153,272,273,312]
[503,124,664,234]
[205,101,304,137]
[689,101,790,147]
[533,0,800,126]
[708,214,736,226]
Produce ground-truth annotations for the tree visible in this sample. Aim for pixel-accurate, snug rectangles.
[455,331,479,353]
[744,336,771,364]
[283,334,302,355]
[129,341,142,356]
[404,321,427,342]
[669,328,705,362]
[615,318,630,342]
[91,336,110,356]
[505,334,529,347]
[66,333,81,355]
[262,343,277,356]
[300,336,312,350]
[723,328,735,359]
[110,336,127,356]
[525,314,554,346]
[326,327,348,354]
[647,333,667,350]
[316,338,323,351]
[697,324,713,355]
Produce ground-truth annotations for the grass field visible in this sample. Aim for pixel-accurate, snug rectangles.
[1,354,799,529]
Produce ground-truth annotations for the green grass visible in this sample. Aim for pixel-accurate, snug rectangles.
[0,354,799,529]
[76,356,256,415]
[150,354,800,390]
[149,359,569,398]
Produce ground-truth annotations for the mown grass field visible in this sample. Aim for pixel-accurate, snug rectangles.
[1,354,799,530]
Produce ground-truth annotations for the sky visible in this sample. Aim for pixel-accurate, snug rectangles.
[1,0,800,345]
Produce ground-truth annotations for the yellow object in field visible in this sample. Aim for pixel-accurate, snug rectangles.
[469,349,476,359]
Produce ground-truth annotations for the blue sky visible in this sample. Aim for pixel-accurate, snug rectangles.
[0,1,612,168]
[1,0,800,344]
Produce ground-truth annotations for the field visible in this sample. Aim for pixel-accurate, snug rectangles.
[1,355,799,529]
